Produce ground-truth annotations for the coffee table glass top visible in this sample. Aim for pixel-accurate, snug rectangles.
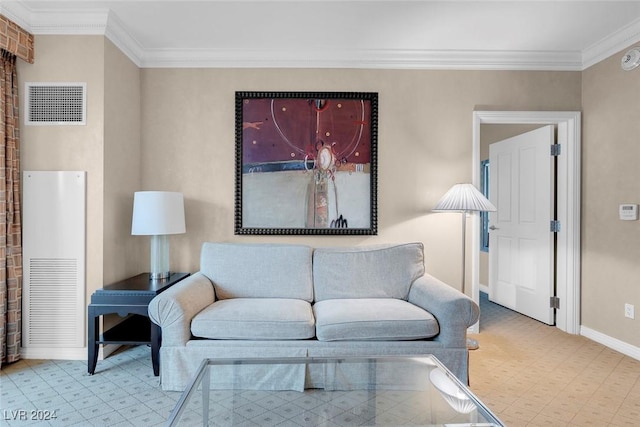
[167,355,504,426]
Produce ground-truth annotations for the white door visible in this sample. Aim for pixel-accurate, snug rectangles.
[488,125,555,325]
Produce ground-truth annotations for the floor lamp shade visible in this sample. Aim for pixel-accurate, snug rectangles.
[132,191,186,280]
[433,183,496,213]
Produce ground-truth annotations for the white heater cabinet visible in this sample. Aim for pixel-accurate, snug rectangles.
[22,171,86,358]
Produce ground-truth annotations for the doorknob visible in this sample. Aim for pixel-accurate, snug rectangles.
[489,225,499,230]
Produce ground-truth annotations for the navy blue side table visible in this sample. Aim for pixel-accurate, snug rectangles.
[88,272,189,376]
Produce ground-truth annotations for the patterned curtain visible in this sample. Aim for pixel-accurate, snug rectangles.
[0,49,22,368]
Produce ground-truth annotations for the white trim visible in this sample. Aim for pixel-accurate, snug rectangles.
[583,16,640,70]
[104,11,144,67]
[0,2,32,31]
[471,111,581,335]
[581,326,640,362]
[476,289,640,362]
[21,346,86,360]
[1,3,636,70]
[21,343,121,361]
[29,9,109,35]
[137,48,584,70]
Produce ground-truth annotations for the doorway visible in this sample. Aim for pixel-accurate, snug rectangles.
[471,111,581,334]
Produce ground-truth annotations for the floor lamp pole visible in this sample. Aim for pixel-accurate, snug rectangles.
[461,212,466,294]
[461,211,479,350]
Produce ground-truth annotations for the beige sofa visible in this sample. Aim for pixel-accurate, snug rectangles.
[148,242,479,391]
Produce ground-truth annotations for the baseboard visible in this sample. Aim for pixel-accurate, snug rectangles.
[479,289,640,362]
[100,343,121,359]
[581,326,640,362]
[20,343,121,361]
[21,346,87,360]
[479,284,489,294]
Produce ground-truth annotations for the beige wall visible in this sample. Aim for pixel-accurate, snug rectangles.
[18,35,106,305]
[103,39,143,285]
[24,33,640,354]
[19,36,144,344]
[582,44,640,347]
[141,69,581,287]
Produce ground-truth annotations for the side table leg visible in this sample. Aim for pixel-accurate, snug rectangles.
[151,323,161,376]
[88,307,99,375]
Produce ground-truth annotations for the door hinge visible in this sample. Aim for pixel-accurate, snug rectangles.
[550,296,560,309]
[550,220,561,232]
[550,144,561,156]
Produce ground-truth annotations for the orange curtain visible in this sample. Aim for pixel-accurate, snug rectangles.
[0,49,22,368]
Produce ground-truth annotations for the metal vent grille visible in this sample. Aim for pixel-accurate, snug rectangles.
[27,258,80,346]
[23,171,86,350]
[25,83,86,125]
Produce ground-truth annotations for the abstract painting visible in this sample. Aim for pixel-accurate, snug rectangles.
[235,92,378,235]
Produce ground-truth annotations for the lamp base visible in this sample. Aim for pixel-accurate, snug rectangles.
[150,234,170,281]
[149,271,170,281]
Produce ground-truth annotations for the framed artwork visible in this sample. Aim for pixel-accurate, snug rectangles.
[235,91,378,235]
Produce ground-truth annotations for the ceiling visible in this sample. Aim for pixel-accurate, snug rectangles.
[2,1,640,70]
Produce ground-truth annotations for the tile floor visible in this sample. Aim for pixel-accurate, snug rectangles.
[1,345,179,426]
[1,294,639,426]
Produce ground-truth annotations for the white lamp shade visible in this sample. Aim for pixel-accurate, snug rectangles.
[131,191,186,235]
[433,183,496,213]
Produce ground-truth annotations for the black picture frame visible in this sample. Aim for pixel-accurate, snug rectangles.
[235,91,378,235]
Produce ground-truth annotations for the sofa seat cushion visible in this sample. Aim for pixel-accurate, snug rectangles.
[191,298,315,340]
[313,299,439,341]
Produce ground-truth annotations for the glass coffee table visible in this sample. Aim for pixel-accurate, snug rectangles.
[167,355,504,426]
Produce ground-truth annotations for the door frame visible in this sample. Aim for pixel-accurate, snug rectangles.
[471,111,581,334]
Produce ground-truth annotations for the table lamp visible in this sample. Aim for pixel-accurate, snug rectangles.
[433,183,496,349]
[132,191,186,280]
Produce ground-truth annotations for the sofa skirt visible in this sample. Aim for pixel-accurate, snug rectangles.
[159,340,468,392]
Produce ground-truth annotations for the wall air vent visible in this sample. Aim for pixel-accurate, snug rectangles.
[25,82,86,125]
[23,171,86,349]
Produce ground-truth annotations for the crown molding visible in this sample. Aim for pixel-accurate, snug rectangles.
[137,48,583,70]
[0,1,32,31]
[582,16,640,70]
[104,12,144,67]
[1,2,636,71]
[1,2,108,35]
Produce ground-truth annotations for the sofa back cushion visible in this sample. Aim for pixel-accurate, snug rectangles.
[200,242,314,301]
[313,243,425,301]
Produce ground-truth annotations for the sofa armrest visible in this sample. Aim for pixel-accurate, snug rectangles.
[148,272,216,347]
[408,274,480,347]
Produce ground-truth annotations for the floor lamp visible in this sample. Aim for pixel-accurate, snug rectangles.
[433,183,496,350]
